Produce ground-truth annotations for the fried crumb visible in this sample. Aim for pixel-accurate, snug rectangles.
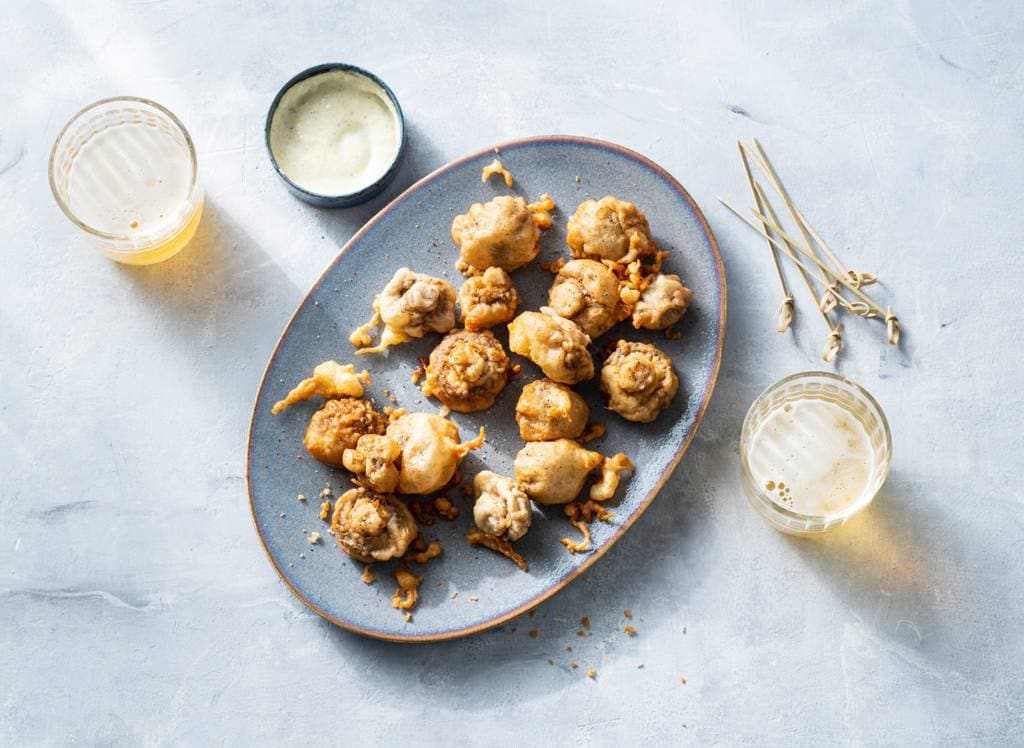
[547,658,555,665]
[391,568,422,611]
[319,500,331,520]
[297,494,307,502]
[565,646,572,652]
[665,326,682,340]
[410,498,434,526]
[680,676,687,685]
[624,625,636,636]
[577,423,606,444]
[408,540,443,564]
[469,595,479,602]
[570,661,578,669]
[451,591,458,599]
[581,616,590,629]
[466,529,528,571]
[587,668,597,679]
[404,612,413,622]
[539,257,567,273]
[308,531,321,544]
[575,175,580,183]
[576,630,586,637]
[624,610,633,619]
[481,158,514,187]
[434,497,459,520]
[361,564,376,584]
[529,630,539,639]
[560,518,592,554]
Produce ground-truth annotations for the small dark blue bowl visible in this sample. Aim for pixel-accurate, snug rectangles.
[265,63,406,208]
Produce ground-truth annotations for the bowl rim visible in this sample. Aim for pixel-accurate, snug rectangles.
[739,370,893,528]
[263,62,406,204]
[48,95,200,242]
[245,134,727,642]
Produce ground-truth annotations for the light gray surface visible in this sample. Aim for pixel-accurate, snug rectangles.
[2,1,1022,744]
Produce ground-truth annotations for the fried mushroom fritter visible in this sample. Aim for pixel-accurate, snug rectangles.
[632,273,692,330]
[513,439,604,505]
[548,259,623,338]
[331,487,418,562]
[304,398,387,467]
[386,412,486,495]
[342,434,402,493]
[352,268,456,354]
[271,361,370,414]
[566,196,656,263]
[507,308,594,385]
[458,267,520,331]
[451,195,553,274]
[514,378,589,442]
[472,471,532,541]
[421,329,510,413]
[600,340,679,423]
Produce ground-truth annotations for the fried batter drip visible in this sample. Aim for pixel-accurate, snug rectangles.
[507,308,594,385]
[560,519,592,554]
[458,267,521,331]
[513,439,604,505]
[421,329,510,412]
[548,259,624,338]
[600,340,679,422]
[342,434,402,493]
[386,412,485,494]
[515,378,589,441]
[451,195,545,274]
[590,453,635,501]
[467,529,528,572]
[331,488,418,562]
[304,398,387,467]
[473,471,532,541]
[632,273,692,330]
[391,568,423,610]
[481,158,514,187]
[353,268,456,354]
[566,196,657,263]
[272,361,370,414]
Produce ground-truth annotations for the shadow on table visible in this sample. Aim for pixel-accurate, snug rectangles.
[784,476,1008,684]
[114,199,301,405]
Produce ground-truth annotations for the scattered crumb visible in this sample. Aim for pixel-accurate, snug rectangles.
[299,553,305,559]
[529,630,539,639]
[391,568,423,611]
[319,500,331,520]
[466,529,528,571]
[408,540,443,564]
[469,595,479,602]
[404,612,413,623]
[570,662,578,669]
[576,630,586,637]
[450,591,458,599]
[565,645,572,652]
[279,512,285,518]
[586,668,597,679]
[575,175,580,183]
[624,610,633,619]
[297,494,307,502]
[361,564,376,585]
[319,487,332,499]
[308,531,321,544]
[547,659,554,665]
[624,625,636,636]
[679,676,687,685]
[481,158,514,187]
[434,497,459,520]
[637,664,644,669]
[581,616,590,629]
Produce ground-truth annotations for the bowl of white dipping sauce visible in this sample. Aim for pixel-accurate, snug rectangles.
[740,372,892,535]
[266,63,405,207]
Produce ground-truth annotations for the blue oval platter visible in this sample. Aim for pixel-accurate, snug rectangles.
[246,135,726,642]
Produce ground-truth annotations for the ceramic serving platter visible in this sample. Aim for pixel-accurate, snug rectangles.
[246,135,726,642]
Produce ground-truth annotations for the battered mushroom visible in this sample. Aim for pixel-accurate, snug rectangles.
[386,412,486,494]
[513,439,604,505]
[507,308,594,385]
[566,196,656,263]
[458,267,520,331]
[600,340,679,422]
[450,195,553,274]
[342,434,402,493]
[271,361,370,414]
[421,329,510,413]
[547,258,624,338]
[351,268,456,354]
[515,378,589,441]
[304,398,387,467]
[632,273,692,330]
[330,487,418,562]
[472,471,532,541]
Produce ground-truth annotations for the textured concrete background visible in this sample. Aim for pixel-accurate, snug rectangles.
[2,1,1022,744]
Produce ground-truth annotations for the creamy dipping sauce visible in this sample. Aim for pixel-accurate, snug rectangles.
[747,398,875,517]
[269,70,401,196]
